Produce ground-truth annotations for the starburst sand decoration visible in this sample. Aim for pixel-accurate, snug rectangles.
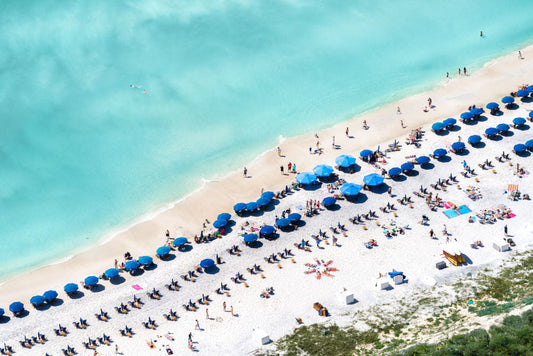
[304,258,338,280]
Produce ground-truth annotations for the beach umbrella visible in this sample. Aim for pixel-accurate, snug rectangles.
[260,225,275,236]
[313,164,334,177]
[443,118,456,126]
[530,111,533,119]
[9,302,24,314]
[288,213,302,222]
[64,283,78,294]
[360,149,373,158]
[156,246,171,256]
[276,218,291,228]
[261,191,275,200]
[173,237,188,246]
[335,154,356,167]
[513,117,526,126]
[485,127,498,136]
[526,139,533,149]
[514,144,527,153]
[246,202,258,211]
[84,276,99,286]
[517,89,529,97]
[502,96,514,104]
[243,234,258,243]
[451,142,465,151]
[470,108,484,116]
[124,261,140,271]
[30,295,45,307]
[138,256,153,266]
[416,156,430,165]
[213,219,227,228]
[401,162,414,171]
[322,196,336,207]
[496,123,510,132]
[460,112,473,120]
[468,135,482,145]
[340,183,362,196]
[296,172,317,185]
[217,213,231,221]
[528,85,533,92]
[431,122,444,131]
[0,308,4,317]
[104,268,119,279]
[200,259,215,269]
[363,173,384,186]
[256,197,270,207]
[43,290,58,302]
[233,203,246,212]
[433,148,447,157]
[388,167,401,177]
[486,102,499,110]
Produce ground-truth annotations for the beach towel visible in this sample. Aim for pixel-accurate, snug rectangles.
[508,213,516,218]
[508,184,519,192]
[132,284,143,291]
[457,205,471,214]
[443,209,459,219]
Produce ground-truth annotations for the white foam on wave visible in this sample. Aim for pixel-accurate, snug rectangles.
[46,254,74,266]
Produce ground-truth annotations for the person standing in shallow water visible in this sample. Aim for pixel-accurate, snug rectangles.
[463,67,467,75]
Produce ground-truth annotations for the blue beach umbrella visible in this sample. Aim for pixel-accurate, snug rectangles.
[513,117,526,126]
[124,260,140,271]
[530,111,533,119]
[514,144,527,153]
[276,218,291,228]
[213,219,227,228]
[460,112,473,120]
[517,89,529,97]
[496,123,510,132]
[64,283,78,294]
[526,139,533,149]
[401,162,414,171]
[243,234,258,243]
[360,149,373,158]
[200,259,215,269]
[485,127,498,136]
[486,102,499,110]
[9,302,24,314]
[416,156,430,165]
[528,85,533,92]
[451,142,465,151]
[340,183,362,196]
[0,308,4,317]
[256,197,270,207]
[322,196,336,207]
[43,290,58,302]
[431,122,444,131]
[313,164,334,177]
[261,191,275,200]
[335,154,356,167]
[468,135,482,145]
[363,173,384,186]
[138,256,153,266]
[173,237,188,246]
[288,213,302,222]
[388,167,401,177]
[233,203,246,212]
[156,246,171,256]
[443,118,456,126]
[217,213,231,221]
[104,268,120,279]
[246,202,258,211]
[30,295,45,306]
[296,172,317,185]
[260,225,275,236]
[502,96,514,104]
[433,148,447,157]
[470,108,484,116]
[84,276,99,286]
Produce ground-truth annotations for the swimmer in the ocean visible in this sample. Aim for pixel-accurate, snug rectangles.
[143,89,148,94]
[130,84,137,88]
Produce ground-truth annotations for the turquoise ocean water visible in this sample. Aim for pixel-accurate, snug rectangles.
[1,0,533,280]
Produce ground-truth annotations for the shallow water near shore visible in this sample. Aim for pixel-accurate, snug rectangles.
[1,0,533,280]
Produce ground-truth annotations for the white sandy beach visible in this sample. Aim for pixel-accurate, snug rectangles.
[1,45,533,355]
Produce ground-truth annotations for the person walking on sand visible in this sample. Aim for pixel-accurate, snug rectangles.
[397,106,401,114]
[243,167,247,177]
[206,308,209,319]
[280,165,284,175]
[223,301,226,312]
[316,140,320,149]
[504,225,508,237]
[400,120,404,128]
[345,127,349,136]
[195,319,201,330]
[519,50,523,59]
[429,229,434,238]
[115,345,119,354]
[230,305,234,316]
[277,146,281,157]
[332,136,335,148]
